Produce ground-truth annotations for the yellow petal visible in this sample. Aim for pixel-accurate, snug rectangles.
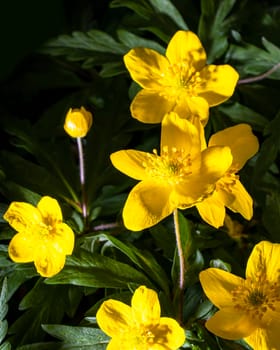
[34,246,66,277]
[196,64,239,106]
[53,222,75,255]
[174,96,209,125]
[130,89,175,123]
[37,196,63,223]
[209,124,259,169]
[245,322,280,350]
[246,241,280,282]
[166,30,206,71]
[131,286,160,326]
[8,233,35,263]
[123,48,170,89]
[161,112,200,156]
[110,150,149,180]
[96,299,132,337]
[200,146,233,184]
[199,268,244,309]
[122,181,174,231]
[64,107,92,138]
[224,180,253,220]
[196,194,226,228]
[3,202,41,232]
[157,317,186,349]
[206,308,257,340]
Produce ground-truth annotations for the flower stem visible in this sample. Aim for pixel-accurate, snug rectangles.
[173,208,185,324]
[76,137,87,221]
[238,62,280,85]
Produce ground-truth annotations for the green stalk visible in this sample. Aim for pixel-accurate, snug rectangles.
[77,137,87,221]
[173,208,185,324]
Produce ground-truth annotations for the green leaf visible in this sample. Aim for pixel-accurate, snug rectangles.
[198,0,236,62]
[110,0,153,20]
[9,281,83,346]
[218,102,268,131]
[45,249,153,289]
[262,192,280,241]
[95,233,170,295]
[117,29,165,53]
[0,342,11,350]
[148,0,188,30]
[227,34,280,78]
[42,325,109,345]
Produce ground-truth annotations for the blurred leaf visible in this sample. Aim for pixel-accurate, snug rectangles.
[198,0,236,62]
[262,192,280,241]
[45,249,152,289]
[110,0,153,20]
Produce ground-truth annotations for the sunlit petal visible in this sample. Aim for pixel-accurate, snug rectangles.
[206,308,257,339]
[8,233,35,263]
[53,222,75,255]
[196,64,239,106]
[132,286,160,326]
[225,180,253,220]
[34,247,66,277]
[180,96,209,125]
[166,30,206,70]
[200,146,233,183]
[199,268,244,309]
[209,124,259,169]
[124,48,170,89]
[246,241,280,282]
[130,89,175,123]
[157,318,186,348]
[161,112,200,156]
[122,181,174,231]
[96,299,132,337]
[37,196,63,222]
[245,320,280,350]
[110,150,149,180]
[196,194,226,228]
[3,202,41,232]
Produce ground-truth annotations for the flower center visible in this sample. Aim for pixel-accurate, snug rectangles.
[216,167,239,192]
[143,146,192,185]
[231,273,280,322]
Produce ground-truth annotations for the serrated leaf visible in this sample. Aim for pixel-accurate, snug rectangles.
[45,249,153,289]
[42,325,109,345]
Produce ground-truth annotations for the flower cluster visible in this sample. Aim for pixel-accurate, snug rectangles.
[112,30,259,231]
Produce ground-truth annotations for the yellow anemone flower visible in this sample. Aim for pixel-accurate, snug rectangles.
[196,124,259,228]
[64,106,93,138]
[3,196,75,277]
[96,285,186,350]
[123,30,239,125]
[110,112,233,231]
[199,241,280,350]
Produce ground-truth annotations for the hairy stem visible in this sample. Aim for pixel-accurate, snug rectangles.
[77,137,87,221]
[238,62,280,85]
[173,208,185,324]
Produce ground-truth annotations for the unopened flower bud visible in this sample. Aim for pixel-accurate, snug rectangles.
[64,106,93,138]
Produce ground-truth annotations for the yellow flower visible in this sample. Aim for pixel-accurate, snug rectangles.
[124,30,239,125]
[64,106,93,138]
[110,112,232,231]
[3,196,75,277]
[199,241,280,350]
[96,285,186,350]
[196,124,259,228]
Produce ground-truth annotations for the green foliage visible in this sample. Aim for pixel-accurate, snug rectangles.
[0,0,280,348]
